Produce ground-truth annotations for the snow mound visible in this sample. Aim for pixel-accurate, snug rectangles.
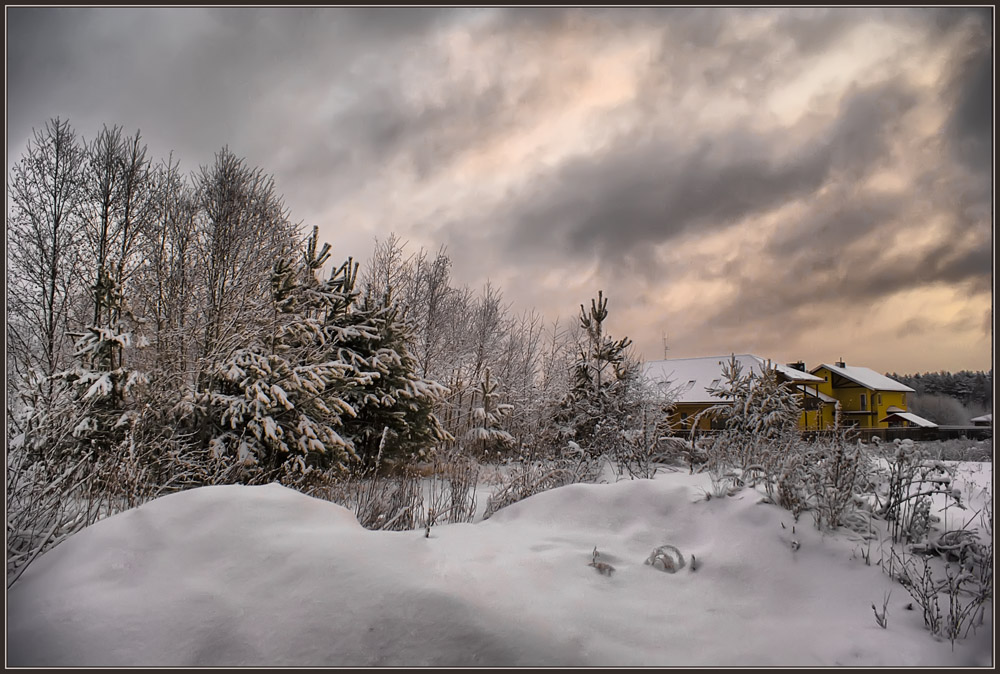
[7,484,584,667]
[7,471,993,667]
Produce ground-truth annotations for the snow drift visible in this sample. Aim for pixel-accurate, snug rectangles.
[7,469,993,667]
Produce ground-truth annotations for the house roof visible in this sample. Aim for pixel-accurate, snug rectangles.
[796,384,837,403]
[970,413,992,424]
[810,363,915,393]
[879,411,938,428]
[643,354,823,405]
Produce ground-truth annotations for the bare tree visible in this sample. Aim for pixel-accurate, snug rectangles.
[7,118,87,408]
[403,246,455,379]
[193,147,298,387]
[131,154,199,392]
[495,309,545,449]
[362,232,411,303]
[79,126,156,370]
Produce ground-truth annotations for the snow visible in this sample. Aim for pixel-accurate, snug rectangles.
[7,466,993,667]
[971,414,992,424]
[879,411,939,428]
[813,363,915,393]
[644,354,823,404]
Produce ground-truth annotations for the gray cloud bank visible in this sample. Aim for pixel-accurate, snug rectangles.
[7,7,993,371]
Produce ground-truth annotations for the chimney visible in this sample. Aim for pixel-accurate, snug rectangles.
[836,359,846,368]
[787,361,806,372]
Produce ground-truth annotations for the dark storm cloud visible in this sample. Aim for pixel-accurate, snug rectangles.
[777,8,867,56]
[926,242,993,292]
[477,79,917,268]
[6,8,80,104]
[6,7,462,173]
[498,133,831,258]
[767,193,907,263]
[925,6,993,37]
[946,46,993,174]
[896,317,935,339]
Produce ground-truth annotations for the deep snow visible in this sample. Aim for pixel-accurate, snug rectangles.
[6,464,994,667]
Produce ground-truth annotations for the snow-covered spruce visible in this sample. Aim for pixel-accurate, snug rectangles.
[190,227,449,479]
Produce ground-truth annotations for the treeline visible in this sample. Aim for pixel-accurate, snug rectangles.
[6,118,668,495]
[889,371,992,407]
[887,370,992,425]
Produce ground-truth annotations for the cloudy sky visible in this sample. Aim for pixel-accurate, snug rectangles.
[6,7,993,374]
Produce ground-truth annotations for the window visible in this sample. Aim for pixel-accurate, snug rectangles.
[901,393,906,407]
[860,393,867,411]
[877,394,882,406]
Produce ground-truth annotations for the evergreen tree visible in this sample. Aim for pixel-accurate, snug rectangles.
[190,228,365,479]
[699,356,801,450]
[338,288,450,467]
[693,355,802,498]
[464,367,514,457]
[558,291,636,457]
[190,227,451,479]
[52,267,149,465]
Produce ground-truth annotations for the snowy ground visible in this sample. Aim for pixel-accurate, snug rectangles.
[7,463,993,667]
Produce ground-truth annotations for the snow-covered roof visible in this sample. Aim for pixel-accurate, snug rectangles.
[643,354,823,404]
[970,413,992,424]
[879,411,938,428]
[810,363,915,393]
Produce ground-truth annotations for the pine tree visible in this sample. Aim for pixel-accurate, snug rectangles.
[190,228,364,479]
[53,267,149,465]
[558,291,636,457]
[189,227,451,480]
[337,287,451,467]
[464,367,514,457]
[694,355,802,499]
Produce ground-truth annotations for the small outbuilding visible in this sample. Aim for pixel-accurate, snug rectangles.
[970,413,993,427]
[878,410,938,428]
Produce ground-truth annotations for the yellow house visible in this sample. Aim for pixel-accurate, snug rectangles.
[808,361,932,430]
[643,354,826,432]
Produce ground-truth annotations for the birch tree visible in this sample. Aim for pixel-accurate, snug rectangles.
[7,118,87,408]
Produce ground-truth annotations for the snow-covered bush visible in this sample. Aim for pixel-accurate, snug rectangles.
[870,439,967,544]
[806,431,871,531]
[6,418,171,588]
[922,438,993,463]
[858,439,994,647]
[482,444,604,519]
[645,545,686,573]
[617,372,678,479]
[691,355,803,502]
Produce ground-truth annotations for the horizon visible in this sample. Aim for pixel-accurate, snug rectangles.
[640,352,993,375]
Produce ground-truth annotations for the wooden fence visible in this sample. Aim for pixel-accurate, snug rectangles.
[676,425,992,443]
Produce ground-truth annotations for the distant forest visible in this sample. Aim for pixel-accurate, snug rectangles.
[887,370,992,425]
